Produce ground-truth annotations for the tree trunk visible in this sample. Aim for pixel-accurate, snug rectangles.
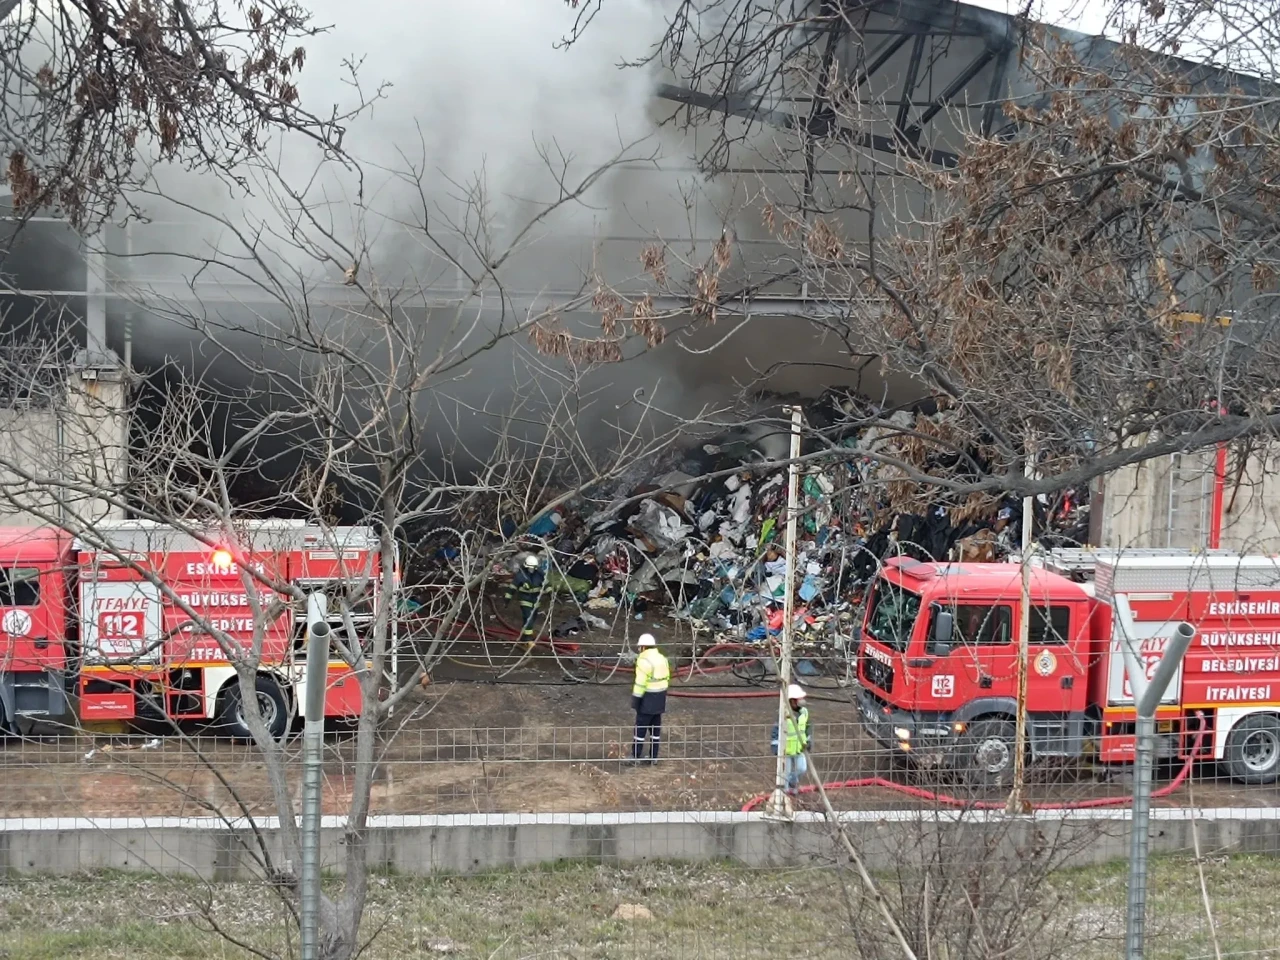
[319,916,356,960]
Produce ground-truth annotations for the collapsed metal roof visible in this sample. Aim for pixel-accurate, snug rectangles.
[657,0,1267,172]
[0,0,1267,320]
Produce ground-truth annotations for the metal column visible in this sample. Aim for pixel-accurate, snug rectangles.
[300,593,332,960]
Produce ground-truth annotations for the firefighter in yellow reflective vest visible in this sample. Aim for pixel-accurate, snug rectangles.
[783,684,810,796]
[629,633,670,764]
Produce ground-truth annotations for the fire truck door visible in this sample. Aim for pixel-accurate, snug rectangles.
[0,563,59,668]
[932,602,1015,703]
[81,580,164,665]
[1022,603,1086,715]
[1103,607,1183,710]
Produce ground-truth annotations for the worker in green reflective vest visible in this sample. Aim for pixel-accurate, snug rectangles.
[783,684,810,796]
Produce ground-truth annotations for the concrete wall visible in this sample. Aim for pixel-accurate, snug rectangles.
[0,368,128,527]
[2,809,1276,879]
[1099,446,1280,553]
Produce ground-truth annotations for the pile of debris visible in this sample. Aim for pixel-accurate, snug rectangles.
[501,396,1090,654]
[414,393,1090,655]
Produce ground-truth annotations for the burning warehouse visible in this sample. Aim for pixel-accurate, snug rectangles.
[1,0,1278,563]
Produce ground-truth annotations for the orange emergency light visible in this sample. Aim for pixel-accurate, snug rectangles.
[210,548,234,567]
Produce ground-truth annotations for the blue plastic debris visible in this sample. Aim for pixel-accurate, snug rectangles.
[795,659,822,677]
[527,513,560,538]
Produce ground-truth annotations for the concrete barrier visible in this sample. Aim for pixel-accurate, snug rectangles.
[1,808,1277,880]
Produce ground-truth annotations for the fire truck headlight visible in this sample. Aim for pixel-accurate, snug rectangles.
[953,722,967,734]
[894,727,911,741]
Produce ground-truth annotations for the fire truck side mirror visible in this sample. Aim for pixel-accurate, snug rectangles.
[928,607,954,656]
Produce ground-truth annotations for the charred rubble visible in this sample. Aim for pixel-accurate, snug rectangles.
[415,390,1091,652]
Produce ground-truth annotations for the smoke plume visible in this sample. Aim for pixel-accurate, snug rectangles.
[110,0,915,490]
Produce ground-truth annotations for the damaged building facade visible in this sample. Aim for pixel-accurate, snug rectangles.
[0,0,1275,557]
[0,197,128,528]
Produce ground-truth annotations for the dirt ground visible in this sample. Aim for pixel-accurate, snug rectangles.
[0,666,851,818]
[1,618,1278,817]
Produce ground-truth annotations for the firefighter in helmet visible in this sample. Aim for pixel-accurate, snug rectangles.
[783,683,811,796]
[629,633,670,764]
[506,553,547,647]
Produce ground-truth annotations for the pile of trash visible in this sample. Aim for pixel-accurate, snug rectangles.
[569,461,863,652]
[421,392,1091,652]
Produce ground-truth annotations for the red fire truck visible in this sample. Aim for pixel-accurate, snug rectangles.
[0,520,394,739]
[857,550,1280,786]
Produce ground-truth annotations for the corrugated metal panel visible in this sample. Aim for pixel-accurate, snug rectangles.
[1097,554,1280,597]
[1095,561,1114,599]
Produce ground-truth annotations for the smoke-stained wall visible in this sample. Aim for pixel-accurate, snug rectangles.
[0,2,1067,510]
[0,369,128,527]
[99,2,972,433]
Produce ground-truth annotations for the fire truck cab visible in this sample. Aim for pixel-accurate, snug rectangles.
[857,551,1280,786]
[0,528,75,733]
[0,520,396,738]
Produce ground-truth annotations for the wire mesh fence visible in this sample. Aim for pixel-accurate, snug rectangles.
[6,717,1279,818]
[0,693,1278,959]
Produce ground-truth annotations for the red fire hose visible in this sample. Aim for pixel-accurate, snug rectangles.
[571,642,770,686]
[741,717,1208,812]
[413,616,582,654]
[674,642,769,679]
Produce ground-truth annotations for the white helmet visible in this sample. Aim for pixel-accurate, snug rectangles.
[523,554,541,569]
[786,683,806,701]
[638,633,657,648]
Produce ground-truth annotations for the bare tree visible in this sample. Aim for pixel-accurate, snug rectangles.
[793,786,1113,960]
[559,1,1280,518]
[0,0,371,229]
[0,123,701,956]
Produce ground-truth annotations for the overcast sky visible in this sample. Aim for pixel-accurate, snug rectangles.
[962,0,1248,72]
[963,0,1111,36]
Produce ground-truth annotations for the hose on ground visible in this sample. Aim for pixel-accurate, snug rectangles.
[669,690,777,699]
[414,616,581,659]
[673,643,766,679]
[573,642,769,685]
[740,713,1208,812]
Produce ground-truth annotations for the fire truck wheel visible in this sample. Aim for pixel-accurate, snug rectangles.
[1224,714,1280,785]
[219,676,289,741]
[958,718,1017,787]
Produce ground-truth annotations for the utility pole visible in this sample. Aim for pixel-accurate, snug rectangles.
[765,406,804,820]
[1008,437,1034,814]
[300,593,332,960]
[1113,594,1195,960]
[1209,399,1227,549]
[120,223,134,518]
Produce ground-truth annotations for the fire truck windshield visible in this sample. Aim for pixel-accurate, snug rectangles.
[865,578,921,653]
